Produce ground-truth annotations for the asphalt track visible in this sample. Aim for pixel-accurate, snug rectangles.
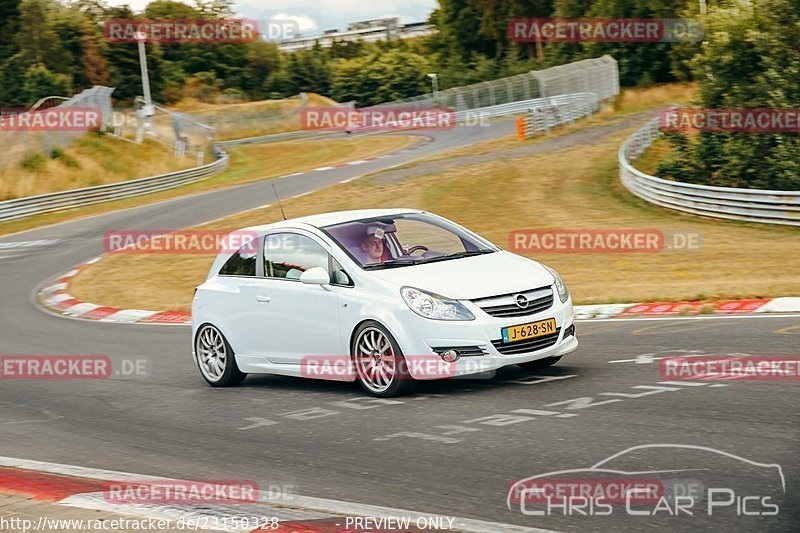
[0,118,798,532]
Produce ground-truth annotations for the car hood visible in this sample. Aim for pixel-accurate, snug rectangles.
[367,251,555,300]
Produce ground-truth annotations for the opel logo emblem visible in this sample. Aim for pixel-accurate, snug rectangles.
[515,294,529,309]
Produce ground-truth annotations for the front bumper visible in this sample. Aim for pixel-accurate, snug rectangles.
[391,295,578,380]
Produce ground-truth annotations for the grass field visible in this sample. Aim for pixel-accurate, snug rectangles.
[172,93,336,114]
[633,137,675,175]
[0,135,195,201]
[0,135,415,237]
[68,83,800,312]
[0,93,340,203]
[176,93,338,140]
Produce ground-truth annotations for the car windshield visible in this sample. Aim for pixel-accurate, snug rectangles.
[323,212,497,269]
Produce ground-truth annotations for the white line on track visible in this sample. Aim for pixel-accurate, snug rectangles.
[0,456,556,533]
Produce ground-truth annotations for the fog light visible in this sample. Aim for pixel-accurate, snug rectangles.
[441,350,460,363]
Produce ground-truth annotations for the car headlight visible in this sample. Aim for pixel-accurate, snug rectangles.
[400,287,475,321]
[543,265,570,303]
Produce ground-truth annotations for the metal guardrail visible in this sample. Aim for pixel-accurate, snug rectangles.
[0,154,229,223]
[619,114,800,226]
[518,93,601,138]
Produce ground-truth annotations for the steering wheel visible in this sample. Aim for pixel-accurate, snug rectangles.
[406,245,429,256]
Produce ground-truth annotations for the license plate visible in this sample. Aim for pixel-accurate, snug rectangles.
[502,318,557,343]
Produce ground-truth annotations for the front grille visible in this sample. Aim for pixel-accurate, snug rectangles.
[564,323,575,337]
[431,345,488,357]
[472,286,554,318]
[491,329,561,355]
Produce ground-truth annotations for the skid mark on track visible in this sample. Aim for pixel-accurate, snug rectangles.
[571,322,632,336]
[630,321,722,336]
[774,323,800,334]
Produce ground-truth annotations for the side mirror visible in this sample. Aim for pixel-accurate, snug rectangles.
[299,266,330,285]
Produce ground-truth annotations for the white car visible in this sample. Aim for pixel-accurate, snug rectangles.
[192,209,577,396]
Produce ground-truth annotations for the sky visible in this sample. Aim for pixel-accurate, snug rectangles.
[103,0,438,36]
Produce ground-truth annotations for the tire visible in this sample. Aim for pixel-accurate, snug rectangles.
[518,356,562,372]
[195,324,247,387]
[352,321,415,397]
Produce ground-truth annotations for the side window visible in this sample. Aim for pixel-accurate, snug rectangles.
[330,258,353,286]
[264,233,329,280]
[219,241,257,276]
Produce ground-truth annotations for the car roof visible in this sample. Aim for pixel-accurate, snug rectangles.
[239,208,424,234]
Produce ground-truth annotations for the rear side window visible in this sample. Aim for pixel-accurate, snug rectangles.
[264,233,329,280]
[219,242,257,276]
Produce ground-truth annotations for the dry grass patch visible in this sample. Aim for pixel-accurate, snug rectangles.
[71,115,799,312]
[632,137,675,175]
[0,135,194,201]
[175,93,339,140]
[172,93,336,113]
[219,135,414,183]
[0,135,415,237]
[615,82,697,113]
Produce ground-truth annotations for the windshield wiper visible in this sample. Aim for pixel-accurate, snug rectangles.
[419,249,496,264]
[363,258,423,270]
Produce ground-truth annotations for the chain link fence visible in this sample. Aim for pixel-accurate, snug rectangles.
[185,93,309,141]
[105,93,310,161]
[115,97,218,165]
[375,55,618,112]
[0,86,115,170]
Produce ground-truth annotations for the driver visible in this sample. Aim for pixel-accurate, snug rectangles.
[360,227,386,265]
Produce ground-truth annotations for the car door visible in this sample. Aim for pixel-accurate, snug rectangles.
[212,239,264,358]
[253,231,344,365]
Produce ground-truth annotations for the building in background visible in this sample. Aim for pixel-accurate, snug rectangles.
[277,17,435,53]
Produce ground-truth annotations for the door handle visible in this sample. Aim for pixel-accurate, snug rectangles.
[255,295,271,303]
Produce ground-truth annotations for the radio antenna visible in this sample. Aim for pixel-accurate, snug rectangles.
[272,183,287,221]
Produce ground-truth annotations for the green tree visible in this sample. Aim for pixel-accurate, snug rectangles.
[658,0,800,190]
[17,0,62,66]
[286,46,332,95]
[330,49,431,106]
[21,64,71,105]
[104,6,167,104]
[241,41,281,98]
[0,0,21,61]
[0,53,33,106]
